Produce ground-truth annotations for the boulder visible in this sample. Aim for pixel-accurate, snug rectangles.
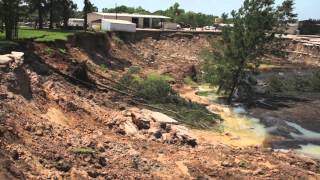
[123,121,138,135]
[0,55,13,65]
[131,113,150,130]
[150,112,179,125]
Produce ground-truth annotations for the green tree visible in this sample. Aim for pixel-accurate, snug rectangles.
[202,0,297,103]
[0,0,21,40]
[26,0,47,29]
[83,0,97,30]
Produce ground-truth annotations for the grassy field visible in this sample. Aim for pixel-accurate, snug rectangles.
[0,27,76,49]
[0,27,75,41]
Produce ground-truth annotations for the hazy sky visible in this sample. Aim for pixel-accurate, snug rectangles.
[74,0,320,20]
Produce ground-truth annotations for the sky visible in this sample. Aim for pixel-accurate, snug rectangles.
[74,0,320,20]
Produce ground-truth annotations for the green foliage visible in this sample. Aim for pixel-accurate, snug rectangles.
[183,76,198,86]
[103,5,150,14]
[0,41,19,49]
[72,147,95,154]
[43,47,54,55]
[117,72,220,129]
[266,71,320,94]
[0,0,21,40]
[135,74,176,103]
[102,3,216,27]
[299,19,320,35]
[58,48,67,54]
[0,28,73,42]
[127,66,141,74]
[201,0,297,103]
[155,102,220,130]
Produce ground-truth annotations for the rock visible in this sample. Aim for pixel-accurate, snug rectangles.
[154,131,162,139]
[253,168,264,175]
[70,168,90,180]
[96,143,105,152]
[98,156,108,167]
[131,113,150,130]
[6,92,14,99]
[150,112,179,125]
[55,160,72,172]
[123,121,138,136]
[221,161,233,167]
[0,55,13,65]
[35,129,44,136]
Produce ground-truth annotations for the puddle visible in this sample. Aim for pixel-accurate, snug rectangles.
[195,85,320,158]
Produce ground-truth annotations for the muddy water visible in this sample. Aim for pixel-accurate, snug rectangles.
[194,85,320,159]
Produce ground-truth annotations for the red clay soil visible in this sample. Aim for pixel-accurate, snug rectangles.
[0,34,319,179]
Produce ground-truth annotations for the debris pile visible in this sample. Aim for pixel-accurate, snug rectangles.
[0,51,24,69]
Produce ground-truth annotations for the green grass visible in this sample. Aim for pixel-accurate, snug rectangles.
[0,27,75,42]
[0,40,19,49]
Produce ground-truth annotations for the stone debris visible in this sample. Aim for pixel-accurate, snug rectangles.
[0,51,24,69]
[116,108,197,147]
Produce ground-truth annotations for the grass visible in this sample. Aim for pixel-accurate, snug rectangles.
[0,27,75,42]
[0,40,19,49]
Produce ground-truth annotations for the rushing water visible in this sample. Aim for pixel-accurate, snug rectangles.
[196,85,320,159]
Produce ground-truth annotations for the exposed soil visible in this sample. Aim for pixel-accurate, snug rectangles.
[0,33,320,179]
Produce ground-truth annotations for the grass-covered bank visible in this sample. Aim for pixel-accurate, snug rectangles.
[116,68,220,129]
[0,27,74,42]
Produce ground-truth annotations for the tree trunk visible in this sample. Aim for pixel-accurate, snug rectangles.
[49,0,53,29]
[63,17,68,29]
[4,7,17,40]
[38,1,43,29]
[83,0,89,31]
[227,59,246,104]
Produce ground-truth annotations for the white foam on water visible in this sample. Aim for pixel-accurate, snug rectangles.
[286,121,320,139]
[296,144,320,159]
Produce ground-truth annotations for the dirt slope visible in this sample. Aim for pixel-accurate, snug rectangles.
[0,33,319,179]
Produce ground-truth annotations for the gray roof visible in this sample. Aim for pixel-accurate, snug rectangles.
[91,12,170,19]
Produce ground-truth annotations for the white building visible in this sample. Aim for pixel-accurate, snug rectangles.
[94,19,136,32]
[87,12,170,29]
[68,18,84,27]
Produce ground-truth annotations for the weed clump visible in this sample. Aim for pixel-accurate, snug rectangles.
[72,148,95,154]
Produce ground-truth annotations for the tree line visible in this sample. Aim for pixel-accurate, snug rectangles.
[0,0,97,40]
[103,3,218,27]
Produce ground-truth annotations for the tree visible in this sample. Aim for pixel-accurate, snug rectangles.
[83,0,97,30]
[202,0,297,103]
[61,0,77,29]
[0,0,21,40]
[26,0,47,29]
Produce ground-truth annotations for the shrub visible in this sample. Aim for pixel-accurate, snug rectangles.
[310,70,320,91]
[136,74,176,103]
[43,47,54,56]
[72,148,95,154]
[128,66,142,74]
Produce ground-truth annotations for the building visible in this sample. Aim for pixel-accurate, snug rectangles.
[87,12,170,29]
[68,18,84,27]
[91,19,136,32]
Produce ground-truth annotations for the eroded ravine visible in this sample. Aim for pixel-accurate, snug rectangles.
[181,85,320,159]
